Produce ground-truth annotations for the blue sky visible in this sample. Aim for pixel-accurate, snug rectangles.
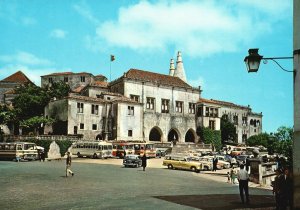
[0,0,293,133]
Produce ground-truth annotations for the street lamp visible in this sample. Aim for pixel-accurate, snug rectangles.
[244,48,294,73]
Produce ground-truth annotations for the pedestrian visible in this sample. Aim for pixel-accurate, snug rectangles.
[227,172,231,183]
[230,168,236,184]
[231,156,237,168]
[66,152,74,177]
[278,167,293,209]
[272,169,282,210]
[40,150,45,162]
[141,153,147,171]
[245,156,250,172]
[237,164,250,204]
[213,155,218,171]
[123,150,126,158]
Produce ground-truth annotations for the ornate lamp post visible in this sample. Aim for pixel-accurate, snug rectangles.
[244,48,293,73]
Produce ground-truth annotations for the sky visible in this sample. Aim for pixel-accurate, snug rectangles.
[0,0,293,133]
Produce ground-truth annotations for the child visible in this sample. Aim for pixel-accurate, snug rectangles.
[230,169,236,184]
[227,172,231,183]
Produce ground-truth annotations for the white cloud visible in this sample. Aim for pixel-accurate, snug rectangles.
[93,0,291,57]
[73,1,99,25]
[0,51,52,66]
[50,29,68,39]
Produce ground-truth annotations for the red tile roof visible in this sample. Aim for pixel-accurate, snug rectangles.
[198,98,250,110]
[42,72,92,77]
[1,71,33,84]
[72,85,87,93]
[90,81,108,88]
[117,69,192,89]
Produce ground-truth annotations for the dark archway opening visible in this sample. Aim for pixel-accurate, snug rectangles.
[168,129,178,142]
[149,127,162,141]
[185,129,195,142]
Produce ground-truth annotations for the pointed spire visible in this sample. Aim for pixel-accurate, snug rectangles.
[174,51,187,82]
[169,59,175,76]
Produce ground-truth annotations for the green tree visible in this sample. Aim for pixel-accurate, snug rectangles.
[274,126,293,165]
[197,126,222,151]
[20,116,55,135]
[45,81,71,100]
[220,115,237,143]
[246,133,270,148]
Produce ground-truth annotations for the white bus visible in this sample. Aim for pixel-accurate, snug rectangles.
[72,141,113,159]
[0,142,38,161]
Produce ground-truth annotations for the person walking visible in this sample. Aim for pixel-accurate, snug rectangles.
[66,152,74,177]
[231,156,237,168]
[278,168,293,210]
[272,169,282,210]
[237,164,249,204]
[213,156,218,172]
[141,153,147,171]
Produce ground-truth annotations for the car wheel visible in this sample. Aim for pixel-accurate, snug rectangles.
[77,152,81,158]
[204,166,209,171]
[168,164,173,169]
[93,153,97,159]
[191,166,197,172]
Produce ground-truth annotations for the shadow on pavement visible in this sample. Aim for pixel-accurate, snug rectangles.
[154,194,275,210]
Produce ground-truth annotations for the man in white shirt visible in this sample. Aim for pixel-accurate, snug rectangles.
[237,164,249,204]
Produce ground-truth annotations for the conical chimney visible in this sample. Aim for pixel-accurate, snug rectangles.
[174,51,187,82]
[169,59,175,76]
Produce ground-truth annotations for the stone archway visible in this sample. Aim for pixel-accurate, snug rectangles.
[185,129,196,143]
[149,127,163,142]
[168,129,179,142]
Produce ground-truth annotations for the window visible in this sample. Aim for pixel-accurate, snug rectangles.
[197,106,203,117]
[242,116,248,125]
[77,102,84,113]
[91,104,99,115]
[161,99,169,113]
[146,97,155,110]
[92,124,97,130]
[80,76,85,82]
[128,106,134,115]
[128,130,133,137]
[209,120,215,130]
[80,123,84,129]
[48,77,53,83]
[214,108,218,117]
[188,103,195,114]
[175,101,183,113]
[64,77,68,82]
[233,115,238,125]
[130,95,140,102]
[205,107,209,117]
[242,134,247,142]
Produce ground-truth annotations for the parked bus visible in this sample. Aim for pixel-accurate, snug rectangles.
[112,142,135,158]
[133,142,156,158]
[0,142,38,161]
[72,141,113,159]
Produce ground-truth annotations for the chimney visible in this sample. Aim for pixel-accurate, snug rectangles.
[169,59,175,76]
[174,51,187,82]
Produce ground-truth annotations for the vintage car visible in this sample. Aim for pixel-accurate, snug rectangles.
[189,156,213,171]
[202,156,231,169]
[123,155,142,168]
[162,155,202,173]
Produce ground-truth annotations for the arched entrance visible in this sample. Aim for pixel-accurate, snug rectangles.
[149,127,162,141]
[185,129,196,142]
[168,129,179,142]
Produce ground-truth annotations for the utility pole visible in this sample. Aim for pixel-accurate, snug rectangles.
[293,0,300,208]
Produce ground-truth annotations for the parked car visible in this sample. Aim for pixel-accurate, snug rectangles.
[203,156,231,169]
[123,155,142,168]
[190,156,213,171]
[162,155,202,173]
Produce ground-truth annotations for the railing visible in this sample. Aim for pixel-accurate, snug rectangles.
[2,134,83,142]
